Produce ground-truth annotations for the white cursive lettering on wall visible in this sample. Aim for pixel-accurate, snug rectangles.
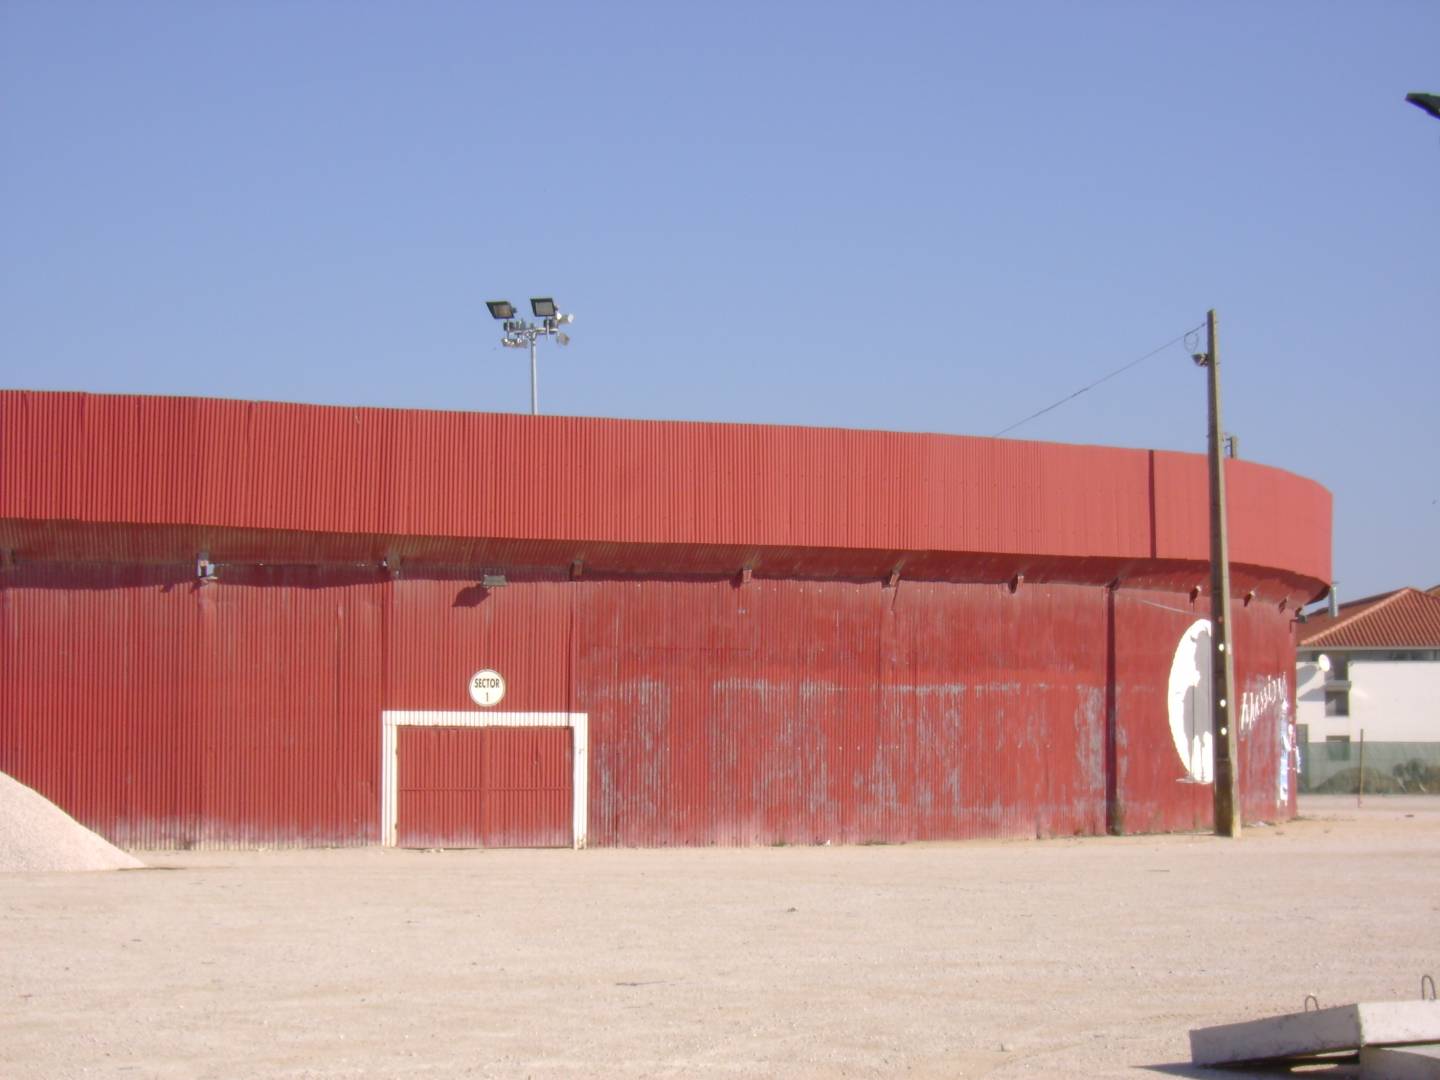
[1240,674,1288,734]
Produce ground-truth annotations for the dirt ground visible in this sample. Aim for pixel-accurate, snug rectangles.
[2,795,1438,1079]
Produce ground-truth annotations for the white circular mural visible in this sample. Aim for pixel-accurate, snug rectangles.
[1167,619,1213,783]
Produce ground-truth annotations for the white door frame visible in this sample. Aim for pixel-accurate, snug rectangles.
[381,711,588,849]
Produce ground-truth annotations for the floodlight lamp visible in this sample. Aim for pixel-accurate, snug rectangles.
[530,297,558,318]
[559,312,574,325]
[556,332,570,346]
[1406,92,1440,121]
[482,573,508,589]
[487,300,516,320]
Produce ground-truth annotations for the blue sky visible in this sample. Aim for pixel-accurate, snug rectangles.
[3,2,1436,600]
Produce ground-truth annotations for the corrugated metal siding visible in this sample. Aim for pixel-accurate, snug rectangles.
[572,577,1109,846]
[394,726,571,848]
[0,391,1331,590]
[0,562,382,848]
[1109,588,1217,834]
[1107,588,1299,833]
[1233,599,1301,825]
[0,566,1298,848]
[481,727,572,848]
[0,390,1320,847]
[0,519,1320,607]
[396,726,487,848]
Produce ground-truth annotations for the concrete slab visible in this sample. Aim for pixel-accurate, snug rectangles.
[1360,1043,1440,1080]
[1190,1002,1440,1067]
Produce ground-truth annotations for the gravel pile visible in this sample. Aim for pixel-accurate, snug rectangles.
[0,771,143,872]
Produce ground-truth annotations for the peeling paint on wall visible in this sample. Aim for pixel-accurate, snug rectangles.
[1240,673,1292,806]
[2,571,1302,848]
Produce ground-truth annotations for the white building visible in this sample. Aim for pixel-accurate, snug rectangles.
[1295,586,1440,792]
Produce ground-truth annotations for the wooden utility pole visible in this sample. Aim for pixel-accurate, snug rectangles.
[1202,309,1240,836]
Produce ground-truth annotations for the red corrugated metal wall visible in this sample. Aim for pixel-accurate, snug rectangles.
[0,391,1331,588]
[0,563,381,848]
[1109,589,1210,833]
[1107,589,1299,833]
[0,566,1299,848]
[1233,598,1301,825]
[0,390,1325,848]
[396,726,571,848]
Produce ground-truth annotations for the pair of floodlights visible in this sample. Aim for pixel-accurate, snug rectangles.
[486,297,573,349]
[486,297,575,415]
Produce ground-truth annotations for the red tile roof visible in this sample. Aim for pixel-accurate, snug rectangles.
[1298,587,1440,648]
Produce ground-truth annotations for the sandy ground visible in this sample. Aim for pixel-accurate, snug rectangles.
[2,795,1438,1079]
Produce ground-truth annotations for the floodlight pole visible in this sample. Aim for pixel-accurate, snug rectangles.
[529,337,539,416]
[1200,309,1240,837]
[491,303,573,417]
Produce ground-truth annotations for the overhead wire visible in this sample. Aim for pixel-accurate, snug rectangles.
[991,323,1206,438]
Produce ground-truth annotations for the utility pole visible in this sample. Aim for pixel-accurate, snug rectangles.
[1196,309,1239,837]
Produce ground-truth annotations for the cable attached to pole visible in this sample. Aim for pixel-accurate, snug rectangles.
[992,324,1206,438]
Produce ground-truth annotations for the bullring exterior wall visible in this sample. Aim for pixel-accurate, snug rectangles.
[0,391,1331,848]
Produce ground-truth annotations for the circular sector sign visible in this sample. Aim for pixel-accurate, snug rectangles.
[469,669,506,708]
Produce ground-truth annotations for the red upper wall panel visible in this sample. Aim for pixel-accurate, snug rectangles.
[0,390,1330,589]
